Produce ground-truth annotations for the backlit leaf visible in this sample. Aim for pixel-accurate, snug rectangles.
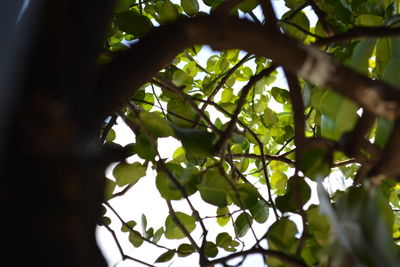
[234,212,253,238]
[198,168,230,207]
[181,0,199,16]
[165,212,196,239]
[113,162,146,187]
[139,112,173,137]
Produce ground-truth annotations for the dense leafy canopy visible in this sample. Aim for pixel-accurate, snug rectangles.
[99,0,400,266]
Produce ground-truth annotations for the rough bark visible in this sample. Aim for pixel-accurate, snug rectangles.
[1,1,116,266]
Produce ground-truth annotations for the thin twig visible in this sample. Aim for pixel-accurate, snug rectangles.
[199,53,252,115]
[230,153,295,165]
[110,184,134,199]
[102,223,126,260]
[186,53,211,74]
[166,200,202,253]
[102,211,157,267]
[100,114,118,144]
[131,98,209,128]
[207,247,307,267]
[153,75,220,133]
[307,0,333,35]
[104,202,174,252]
[279,20,321,39]
[151,83,166,117]
[214,65,277,153]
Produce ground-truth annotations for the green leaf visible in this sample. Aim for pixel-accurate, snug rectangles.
[382,58,400,87]
[204,241,218,258]
[216,232,240,252]
[375,37,391,78]
[206,55,220,72]
[177,243,195,257]
[281,11,310,41]
[105,129,116,142]
[347,38,377,75]
[135,133,157,160]
[141,214,147,236]
[172,146,186,162]
[261,108,278,127]
[167,98,198,127]
[355,14,384,26]
[216,206,230,226]
[172,68,194,87]
[113,162,146,187]
[234,212,253,238]
[115,11,153,37]
[270,171,288,195]
[172,126,217,157]
[181,0,199,16]
[203,0,224,7]
[238,0,259,13]
[139,112,174,138]
[319,90,359,140]
[228,183,259,209]
[271,87,290,104]
[221,88,234,103]
[198,168,230,207]
[276,176,311,213]
[156,163,200,200]
[121,220,137,232]
[375,118,394,149]
[145,227,153,239]
[300,149,331,180]
[266,218,298,252]
[129,230,143,247]
[152,227,164,243]
[101,216,112,226]
[114,0,135,13]
[357,2,384,16]
[306,205,330,246]
[159,0,179,24]
[165,212,196,239]
[284,0,307,9]
[104,178,116,200]
[249,200,269,223]
[155,250,175,263]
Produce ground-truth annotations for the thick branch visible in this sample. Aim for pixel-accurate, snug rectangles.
[96,15,400,123]
[315,26,400,46]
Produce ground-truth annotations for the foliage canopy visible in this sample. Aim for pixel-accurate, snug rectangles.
[96,0,400,266]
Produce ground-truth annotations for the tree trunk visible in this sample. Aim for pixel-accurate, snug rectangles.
[1,1,116,265]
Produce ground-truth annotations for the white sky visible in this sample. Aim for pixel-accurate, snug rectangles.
[95,2,350,267]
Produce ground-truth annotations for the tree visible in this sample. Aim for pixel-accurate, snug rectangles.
[3,0,400,266]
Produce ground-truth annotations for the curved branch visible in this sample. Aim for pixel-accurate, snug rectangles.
[315,26,400,46]
[207,247,307,267]
[95,15,400,123]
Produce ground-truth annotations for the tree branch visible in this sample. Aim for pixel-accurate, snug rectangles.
[207,247,307,267]
[214,65,277,153]
[285,71,306,172]
[315,26,400,46]
[95,15,400,123]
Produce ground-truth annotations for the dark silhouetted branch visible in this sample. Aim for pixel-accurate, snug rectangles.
[96,15,400,124]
